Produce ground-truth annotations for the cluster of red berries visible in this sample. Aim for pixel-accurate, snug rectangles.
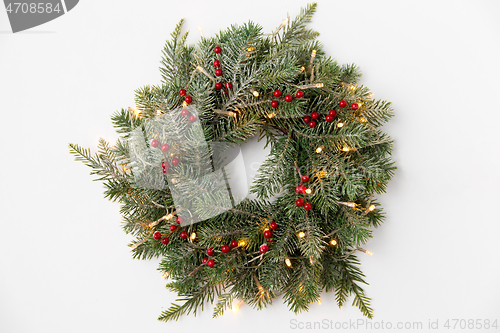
[302,100,359,128]
[270,89,304,109]
[202,239,239,268]
[150,139,180,174]
[152,216,187,245]
[295,174,312,211]
[178,88,192,105]
[212,46,233,95]
[259,221,278,254]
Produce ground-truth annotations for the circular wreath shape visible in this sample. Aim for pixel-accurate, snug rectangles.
[70,3,395,322]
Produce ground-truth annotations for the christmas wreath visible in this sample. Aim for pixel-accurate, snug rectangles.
[70,3,395,322]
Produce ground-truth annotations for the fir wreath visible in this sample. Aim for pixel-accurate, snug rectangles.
[70,3,395,322]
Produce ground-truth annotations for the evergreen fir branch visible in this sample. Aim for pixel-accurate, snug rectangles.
[212,292,235,318]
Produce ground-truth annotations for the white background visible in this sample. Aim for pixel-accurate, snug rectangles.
[1,1,500,332]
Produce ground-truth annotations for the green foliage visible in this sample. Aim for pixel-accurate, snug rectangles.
[70,2,395,323]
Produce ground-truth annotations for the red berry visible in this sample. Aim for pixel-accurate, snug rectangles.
[271,100,279,108]
[161,144,170,152]
[326,115,333,122]
[162,168,168,174]
[215,82,223,90]
[301,175,309,182]
[162,161,170,168]
[179,89,187,96]
[221,245,230,253]
[303,116,311,123]
[339,100,347,108]
[268,238,276,244]
[295,186,302,193]
[311,112,319,119]
[308,121,316,128]
[161,237,169,245]
[207,259,215,267]
[170,225,177,232]
[264,230,273,238]
[181,108,189,116]
[176,216,183,224]
[172,158,179,166]
[296,198,305,207]
[222,90,228,96]
[296,90,304,98]
[189,115,197,122]
[230,240,238,248]
[207,248,214,256]
[214,46,222,54]
[274,90,282,97]
[329,109,337,117]
[213,60,220,67]
[215,69,222,76]
[180,231,188,239]
[150,139,159,148]
[297,185,306,193]
[184,96,193,104]
[259,244,269,253]
[226,82,233,89]
[153,231,162,240]
[304,203,312,211]
[285,94,293,102]
[270,222,278,230]
[351,102,359,110]
[202,257,208,264]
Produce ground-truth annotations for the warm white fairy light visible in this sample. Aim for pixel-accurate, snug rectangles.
[368,204,376,212]
[251,90,259,97]
[342,146,351,152]
[268,112,276,118]
[238,239,247,247]
[298,231,306,239]
[358,247,373,256]
[305,188,312,194]
[366,92,374,98]
[337,122,344,128]
[128,107,141,118]
[156,109,162,116]
[190,232,197,240]
[309,258,316,265]
[232,300,243,313]
[330,239,337,246]
[197,25,204,37]
[274,17,289,35]
[317,297,322,305]
[162,272,170,279]
[309,49,317,67]
[300,66,306,72]
[285,258,292,267]
[182,101,188,107]
[316,146,323,153]
[297,83,324,89]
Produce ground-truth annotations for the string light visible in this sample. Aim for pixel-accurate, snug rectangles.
[238,239,247,247]
[298,231,306,239]
[182,101,188,107]
[300,66,306,72]
[316,170,327,179]
[309,258,316,265]
[197,25,204,37]
[359,117,367,122]
[297,83,324,89]
[368,204,376,211]
[128,107,141,118]
[251,90,259,97]
[285,258,292,267]
[232,300,243,313]
[273,17,289,35]
[305,188,312,194]
[268,112,276,118]
[330,239,337,246]
[317,297,322,305]
[162,272,169,279]
[358,247,373,256]
[342,146,351,152]
[366,92,374,98]
[315,146,323,153]
[190,232,197,240]
[337,122,344,128]
[156,109,163,116]
[309,49,317,68]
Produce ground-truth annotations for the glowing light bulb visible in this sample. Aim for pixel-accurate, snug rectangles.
[238,240,246,247]
[170,153,174,157]
[337,122,344,128]
[305,188,312,194]
[366,92,374,98]
[311,49,317,58]
[156,109,162,116]
[368,205,376,211]
[365,250,373,256]
[268,112,276,118]
[298,231,306,239]
[315,83,324,88]
[285,258,292,267]
[315,147,323,153]
[197,25,204,37]
[182,101,188,107]
[309,258,315,265]
[129,107,141,117]
[342,146,350,152]
[330,239,337,246]
[300,66,306,71]
[190,232,196,240]
[317,297,322,305]
[252,90,259,97]
[162,272,169,279]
